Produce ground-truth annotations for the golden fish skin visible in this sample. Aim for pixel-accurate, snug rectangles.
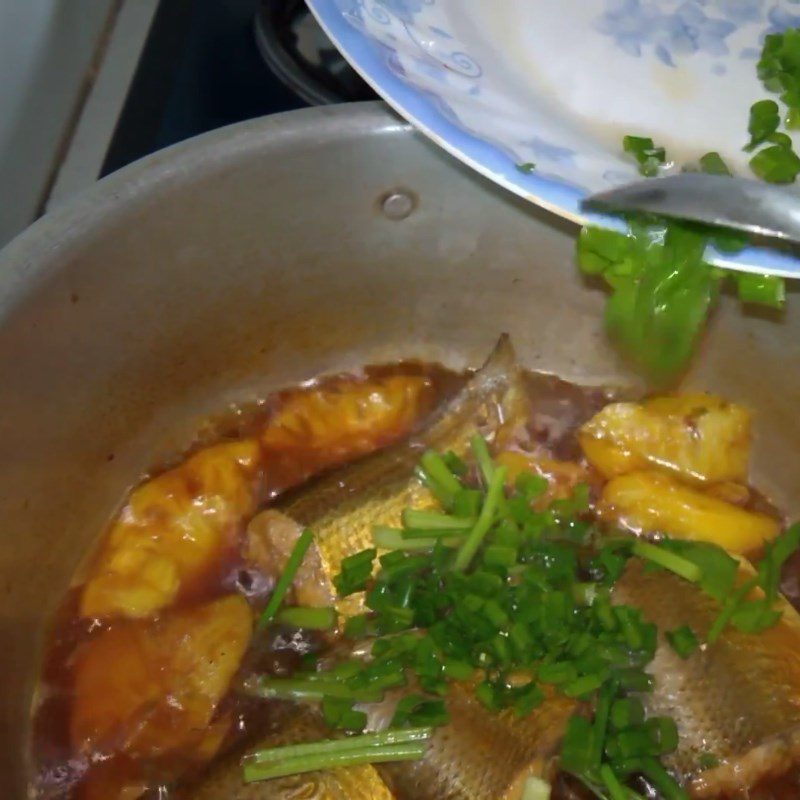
[613,560,800,798]
[175,337,532,798]
[375,683,577,800]
[175,702,394,800]
[276,335,529,608]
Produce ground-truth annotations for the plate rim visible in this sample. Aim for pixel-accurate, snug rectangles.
[306,0,800,278]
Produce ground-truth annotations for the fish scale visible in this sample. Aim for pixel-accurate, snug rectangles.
[613,560,800,797]
[376,683,577,800]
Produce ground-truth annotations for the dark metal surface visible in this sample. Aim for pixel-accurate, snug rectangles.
[254,0,374,105]
[0,104,797,797]
[102,0,309,175]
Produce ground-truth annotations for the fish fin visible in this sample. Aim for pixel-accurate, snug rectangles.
[478,333,518,382]
[420,335,524,450]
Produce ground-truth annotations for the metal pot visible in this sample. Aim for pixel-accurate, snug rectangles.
[0,102,797,797]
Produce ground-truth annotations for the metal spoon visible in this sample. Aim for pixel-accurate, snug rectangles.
[583,172,800,247]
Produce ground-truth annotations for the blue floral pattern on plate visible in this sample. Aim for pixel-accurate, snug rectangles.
[309,0,800,276]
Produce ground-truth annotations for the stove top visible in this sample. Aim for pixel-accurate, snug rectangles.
[102,0,375,177]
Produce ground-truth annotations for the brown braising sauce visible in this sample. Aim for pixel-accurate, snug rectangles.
[28,364,796,800]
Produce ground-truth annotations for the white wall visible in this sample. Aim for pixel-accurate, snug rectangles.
[0,0,115,246]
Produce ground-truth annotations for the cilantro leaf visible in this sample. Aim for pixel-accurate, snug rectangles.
[745,100,781,151]
[699,151,732,176]
[623,135,667,177]
[749,143,800,182]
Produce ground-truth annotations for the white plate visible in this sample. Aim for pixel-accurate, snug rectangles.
[307,0,800,277]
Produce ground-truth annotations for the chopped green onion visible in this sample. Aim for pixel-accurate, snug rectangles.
[373,525,439,550]
[402,508,475,530]
[600,763,629,800]
[401,527,469,540]
[560,715,595,777]
[275,606,337,630]
[442,450,468,476]
[639,756,689,800]
[516,471,548,500]
[483,544,518,568]
[632,541,701,583]
[707,576,759,643]
[257,528,314,630]
[244,741,427,782]
[645,716,679,755]
[452,488,483,519]
[443,658,474,681]
[610,698,645,731]
[344,613,372,639]
[666,626,699,659]
[736,273,785,308]
[322,695,367,731]
[391,695,449,727]
[247,676,382,703]
[538,661,578,686]
[591,681,615,771]
[248,727,432,766]
[420,450,463,496]
[470,434,496,485]
[563,672,607,699]
[453,466,508,571]
[334,548,376,596]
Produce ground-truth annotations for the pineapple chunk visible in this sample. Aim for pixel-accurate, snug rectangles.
[261,374,433,458]
[579,393,751,484]
[71,594,252,759]
[81,440,262,619]
[599,471,779,554]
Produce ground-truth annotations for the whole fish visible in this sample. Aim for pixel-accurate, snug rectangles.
[178,336,578,799]
[613,560,800,798]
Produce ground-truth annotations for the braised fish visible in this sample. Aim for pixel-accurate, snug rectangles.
[181,337,580,799]
[613,560,800,797]
[248,334,530,614]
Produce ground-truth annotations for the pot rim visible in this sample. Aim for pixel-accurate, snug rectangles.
[0,101,409,318]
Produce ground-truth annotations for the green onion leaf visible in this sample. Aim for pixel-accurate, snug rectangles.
[632,541,702,583]
[666,626,699,659]
[334,548,377,596]
[257,528,314,630]
[470,434,496,485]
[243,741,427,783]
[275,606,337,631]
[322,695,367,731]
[454,466,508,571]
[248,676,382,703]
[737,273,786,309]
